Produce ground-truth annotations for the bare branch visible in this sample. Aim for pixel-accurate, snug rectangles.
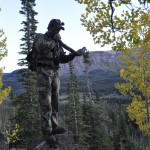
[109,0,115,30]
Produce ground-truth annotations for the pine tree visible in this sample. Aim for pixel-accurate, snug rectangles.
[81,50,113,149]
[82,50,92,100]
[82,99,114,150]
[113,110,132,150]
[65,61,83,143]
[107,103,146,150]
[11,0,41,149]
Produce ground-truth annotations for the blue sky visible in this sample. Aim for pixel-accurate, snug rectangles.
[0,0,111,73]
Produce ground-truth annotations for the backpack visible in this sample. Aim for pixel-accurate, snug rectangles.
[26,43,37,72]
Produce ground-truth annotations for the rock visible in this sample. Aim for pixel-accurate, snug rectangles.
[34,133,86,150]
[0,131,9,150]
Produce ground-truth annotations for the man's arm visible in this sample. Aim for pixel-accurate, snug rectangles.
[59,47,87,63]
[54,33,87,63]
[59,52,76,63]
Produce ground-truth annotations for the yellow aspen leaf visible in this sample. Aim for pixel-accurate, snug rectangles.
[120,69,125,77]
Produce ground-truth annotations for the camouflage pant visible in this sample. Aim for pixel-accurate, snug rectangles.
[37,67,60,136]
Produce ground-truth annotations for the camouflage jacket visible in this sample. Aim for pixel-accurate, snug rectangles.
[34,31,75,69]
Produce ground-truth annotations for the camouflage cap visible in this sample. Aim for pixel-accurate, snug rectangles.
[48,19,65,30]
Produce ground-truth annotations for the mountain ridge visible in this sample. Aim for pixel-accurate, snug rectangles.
[59,50,122,76]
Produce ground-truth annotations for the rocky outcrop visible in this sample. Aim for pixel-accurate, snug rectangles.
[34,133,86,150]
[0,131,9,150]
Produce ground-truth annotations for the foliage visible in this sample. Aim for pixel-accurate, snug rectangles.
[65,61,83,142]
[85,1,150,138]
[0,29,7,60]
[18,0,38,67]
[0,8,7,60]
[11,1,41,149]
[0,8,11,105]
[6,124,20,144]
[0,7,12,146]
[0,69,11,104]
[75,0,150,51]
[82,100,114,150]
[127,99,150,136]
[115,46,150,136]
[138,0,150,5]
[82,50,93,99]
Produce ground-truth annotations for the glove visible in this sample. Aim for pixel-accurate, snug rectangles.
[75,47,87,56]
[54,33,61,41]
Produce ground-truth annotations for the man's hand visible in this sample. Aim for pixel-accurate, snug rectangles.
[54,33,61,41]
[75,47,87,56]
